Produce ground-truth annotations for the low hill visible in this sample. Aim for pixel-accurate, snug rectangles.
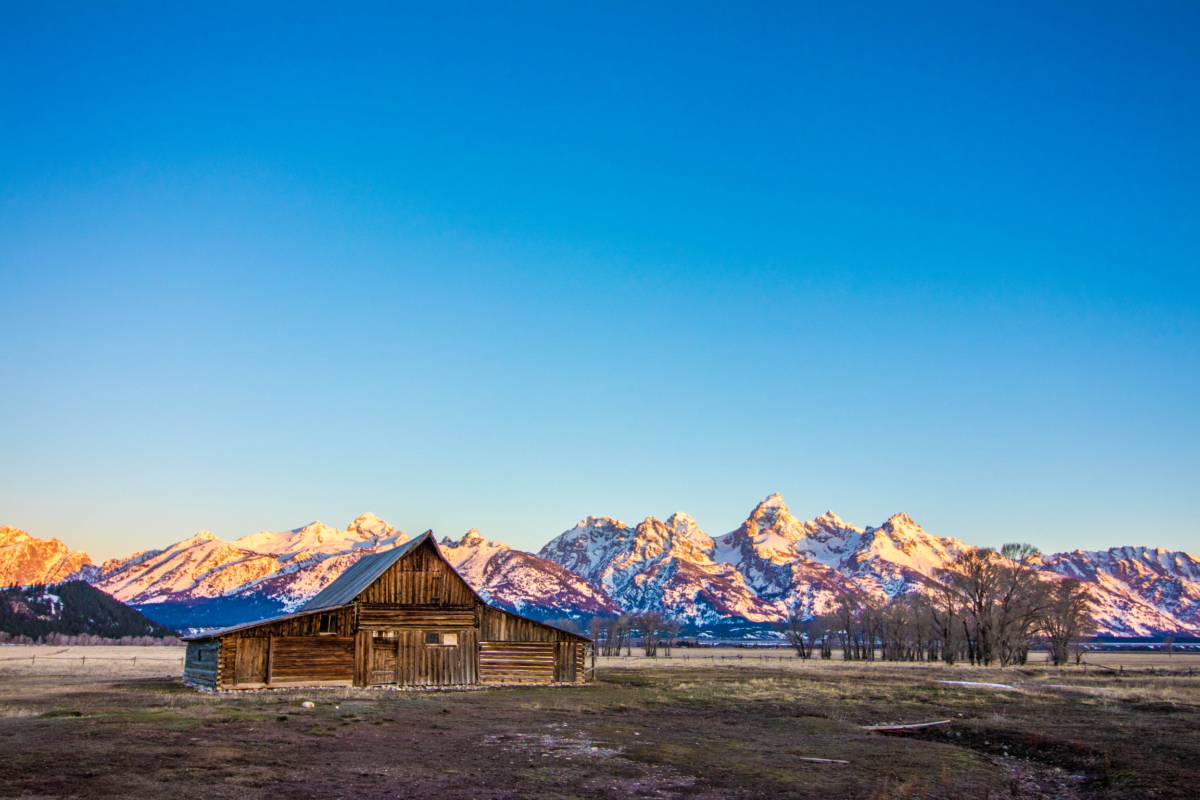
[0,581,177,640]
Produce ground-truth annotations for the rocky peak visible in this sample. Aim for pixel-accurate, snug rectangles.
[878,512,919,532]
[346,512,395,539]
[749,493,791,525]
[0,526,34,547]
[442,528,507,551]
[0,526,94,587]
[180,531,220,546]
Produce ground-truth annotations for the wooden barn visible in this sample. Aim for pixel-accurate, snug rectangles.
[181,532,589,690]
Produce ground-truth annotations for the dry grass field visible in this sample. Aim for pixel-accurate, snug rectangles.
[0,646,1196,799]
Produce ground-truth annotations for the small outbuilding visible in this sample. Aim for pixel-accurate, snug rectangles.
[182,532,589,690]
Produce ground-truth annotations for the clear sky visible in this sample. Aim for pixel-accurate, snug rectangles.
[2,2,1197,561]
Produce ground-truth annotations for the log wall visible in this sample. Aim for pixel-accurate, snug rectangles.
[270,636,354,685]
[553,642,585,683]
[358,604,475,630]
[217,638,236,688]
[232,606,355,638]
[478,606,587,643]
[478,642,555,684]
[183,641,219,688]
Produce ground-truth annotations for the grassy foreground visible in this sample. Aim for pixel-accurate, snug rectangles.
[0,649,1196,799]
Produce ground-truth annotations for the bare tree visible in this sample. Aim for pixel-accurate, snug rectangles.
[1041,579,1095,666]
[661,617,683,657]
[633,611,666,657]
[993,543,1052,667]
[776,604,813,658]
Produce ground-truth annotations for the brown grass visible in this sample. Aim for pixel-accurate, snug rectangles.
[0,647,1195,798]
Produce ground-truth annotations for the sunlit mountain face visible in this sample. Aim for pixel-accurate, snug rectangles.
[6,497,1199,636]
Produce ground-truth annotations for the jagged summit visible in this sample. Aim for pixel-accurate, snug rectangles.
[876,512,918,530]
[0,526,94,587]
[749,493,789,520]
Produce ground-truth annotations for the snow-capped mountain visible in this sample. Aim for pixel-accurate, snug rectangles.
[0,526,93,587]
[439,529,621,621]
[94,513,409,608]
[4,498,1199,635]
[88,515,613,627]
[1042,547,1200,635]
[538,494,1200,635]
[538,513,784,625]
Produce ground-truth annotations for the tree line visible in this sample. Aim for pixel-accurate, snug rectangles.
[778,543,1096,666]
[0,631,183,646]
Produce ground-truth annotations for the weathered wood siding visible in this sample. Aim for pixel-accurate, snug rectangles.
[358,539,476,606]
[217,639,236,688]
[553,642,585,683]
[270,636,354,685]
[479,606,584,643]
[358,604,475,630]
[479,642,556,684]
[357,629,478,686]
[234,637,270,687]
[231,607,355,638]
[183,641,219,688]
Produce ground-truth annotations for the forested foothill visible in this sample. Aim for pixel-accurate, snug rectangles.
[0,580,179,642]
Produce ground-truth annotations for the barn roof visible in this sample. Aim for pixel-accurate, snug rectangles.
[299,532,433,612]
[180,604,353,640]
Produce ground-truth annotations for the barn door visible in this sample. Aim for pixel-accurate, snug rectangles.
[370,636,398,684]
[234,638,269,686]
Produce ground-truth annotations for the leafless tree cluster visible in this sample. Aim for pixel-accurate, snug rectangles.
[587,612,683,657]
[588,614,634,656]
[777,543,1096,667]
[930,543,1095,666]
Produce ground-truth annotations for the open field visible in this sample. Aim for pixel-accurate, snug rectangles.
[598,648,1200,672]
[0,648,1196,799]
[0,645,185,679]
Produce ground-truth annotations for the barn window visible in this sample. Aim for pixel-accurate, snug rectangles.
[319,614,337,634]
[424,632,441,645]
[442,633,458,647]
[423,632,458,647]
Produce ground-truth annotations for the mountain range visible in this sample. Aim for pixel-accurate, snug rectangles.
[3,496,1198,636]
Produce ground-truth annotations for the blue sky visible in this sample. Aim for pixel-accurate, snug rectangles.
[2,2,1197,561]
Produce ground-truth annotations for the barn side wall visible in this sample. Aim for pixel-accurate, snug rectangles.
[478,606,588,684]
[183,640,219,688]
